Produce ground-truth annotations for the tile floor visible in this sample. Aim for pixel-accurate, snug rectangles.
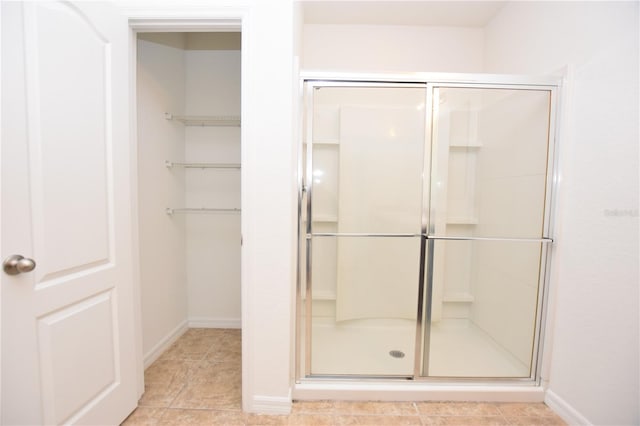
[122,328,566,426]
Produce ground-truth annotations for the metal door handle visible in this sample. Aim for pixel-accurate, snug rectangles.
[3,255,36,275]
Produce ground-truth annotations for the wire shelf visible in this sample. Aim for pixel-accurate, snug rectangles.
[166,207,241,215]
[165,161,241,169]
[165,112,240,127]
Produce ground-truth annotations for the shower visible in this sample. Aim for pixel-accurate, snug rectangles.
[296,76,558,384]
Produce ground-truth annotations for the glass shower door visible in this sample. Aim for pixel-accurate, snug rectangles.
[423,86,555,378]
[302,84,427,377]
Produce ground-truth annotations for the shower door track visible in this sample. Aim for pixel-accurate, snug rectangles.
[296,72,561,387]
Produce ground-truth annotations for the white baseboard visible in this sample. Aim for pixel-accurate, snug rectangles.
[143,320,188,368]
[249,395,292,414]
[188,317,241,329]
[545,389,592,425]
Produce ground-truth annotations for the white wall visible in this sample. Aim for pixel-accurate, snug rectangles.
[484,2,639,425]
[184,49,241,327]
[302,24,484,72]
[136,35,189,360]
[240,0,296,413]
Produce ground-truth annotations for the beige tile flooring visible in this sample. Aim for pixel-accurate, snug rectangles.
[122,328,566,426]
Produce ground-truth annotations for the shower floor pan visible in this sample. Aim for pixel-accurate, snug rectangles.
[310,317,529,378]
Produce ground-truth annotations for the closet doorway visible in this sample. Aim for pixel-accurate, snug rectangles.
[136,31,242,367]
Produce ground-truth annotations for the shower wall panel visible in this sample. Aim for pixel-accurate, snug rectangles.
[336,104,423,321]
[470,90,551,366]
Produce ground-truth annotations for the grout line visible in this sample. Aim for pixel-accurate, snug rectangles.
[166,381,188,410]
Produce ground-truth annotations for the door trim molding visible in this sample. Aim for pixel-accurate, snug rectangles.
[123,6,255,411]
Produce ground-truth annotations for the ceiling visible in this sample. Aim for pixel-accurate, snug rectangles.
[301,1,507,28]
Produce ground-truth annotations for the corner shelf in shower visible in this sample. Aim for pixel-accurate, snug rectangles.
[311,290,336,300]
[446,217,479,225]
[312,214,338,223]
[449,141,482,149]
[165,112,241,127]
[166,207,241,216]
[443,292,475,303]
[165,161,241,169]
[311,139,339,145]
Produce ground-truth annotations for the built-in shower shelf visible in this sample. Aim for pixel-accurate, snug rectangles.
[165,112,241,127]
[312,139,340,145]
[449,141,482,149]
[446,217,479,225]
[312,214,338,222]
[312,290,336,300]
[443,292,475,303]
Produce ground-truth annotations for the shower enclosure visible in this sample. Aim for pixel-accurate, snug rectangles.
[297,76,558,383]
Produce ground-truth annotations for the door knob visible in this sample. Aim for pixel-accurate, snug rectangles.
[3,255,36,275]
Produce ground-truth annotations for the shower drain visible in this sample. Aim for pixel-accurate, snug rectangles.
[389,350,405,359]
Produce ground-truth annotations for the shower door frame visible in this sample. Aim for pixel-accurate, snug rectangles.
[296,72,561,385]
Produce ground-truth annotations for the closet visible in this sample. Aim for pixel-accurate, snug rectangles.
[136,32,241,366]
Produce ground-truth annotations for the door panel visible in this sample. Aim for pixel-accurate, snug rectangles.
[37,291,117,424]
[426,239,544,378]
[310,87,425,234]
[28,0,112,281]
[429,87,552,239]
[1,2,138,424]
[311,236,420,376]
[335,236,421,322]
[425,86,553,378]
[306,85,426,377]
[337,105,424,234]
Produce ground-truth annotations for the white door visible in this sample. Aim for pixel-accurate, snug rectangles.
[1,2,139,424]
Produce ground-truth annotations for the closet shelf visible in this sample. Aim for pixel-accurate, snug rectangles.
[166,207,241,215]
[165,112,240,127]
[165,161,241,169]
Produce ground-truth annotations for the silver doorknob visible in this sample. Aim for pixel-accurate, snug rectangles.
[3,255,36,275]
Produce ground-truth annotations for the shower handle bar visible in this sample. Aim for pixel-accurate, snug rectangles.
[308,233,554,243]
[427,235,554,243]
[308,233,422,238]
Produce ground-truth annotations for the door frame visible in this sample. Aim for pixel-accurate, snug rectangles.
[296,72,563,392]
[125,8,250,408]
